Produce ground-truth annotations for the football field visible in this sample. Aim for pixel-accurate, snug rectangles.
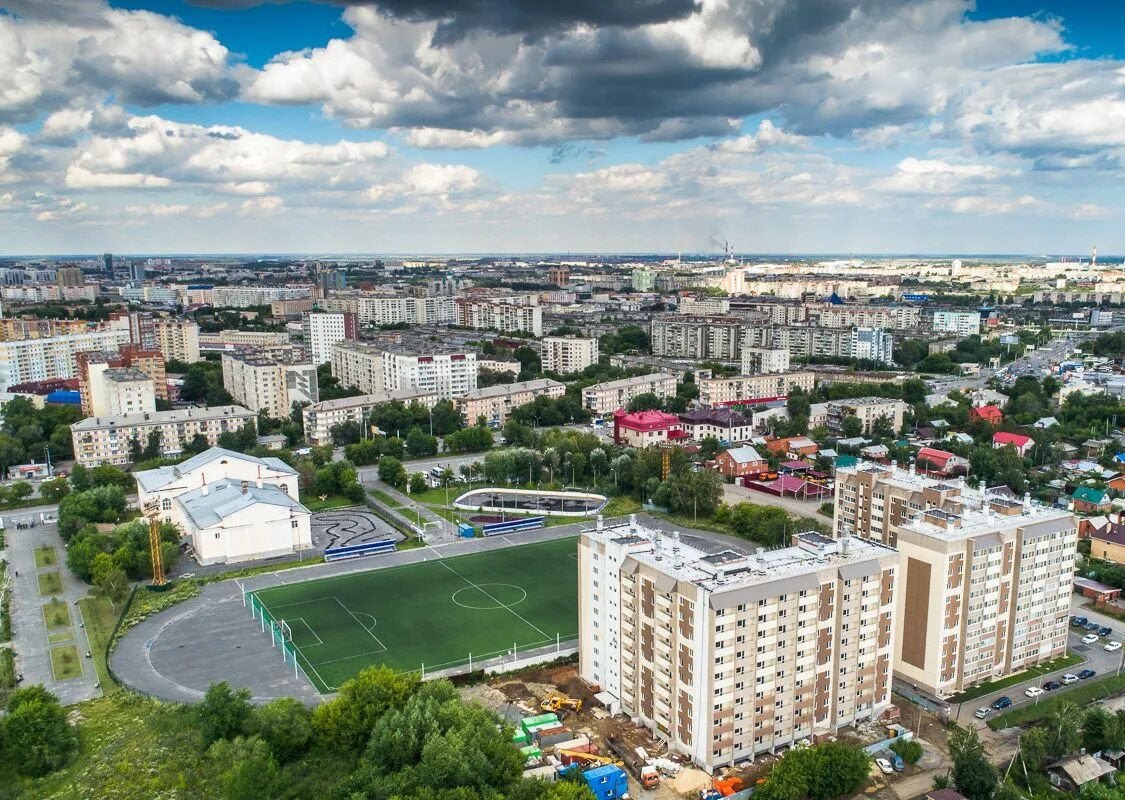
[249,537,579,692]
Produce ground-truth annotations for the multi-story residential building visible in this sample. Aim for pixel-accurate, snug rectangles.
[114,311,157,351]
[832,463,1076,697]
[932,310,981,337]
[154,319,201,364]
[579,518,898,770]
[304,311,358,365]
[211,286,311,308]
[825,397,906,435]
[547,266,570,287]
[651,315,746,361]
[631,267,655,292]
[740,347,790,375]
[0,327,132,392]
[852,328,894,365]
[0,318,91,341]
[70,405,256,467]
[221,350,318,420]
[302,389,439,445]
[540,336,599,374]
[455,297,543,336]
[199,330,291,351]
[697,372,816,406]
[678,295,731,315]
[678,407,755,444]
[330,341,478,400]
[816,305,921,330]
[456,378,565,427]
[57,267,85,287]
[582,373,678,416]
[270,297,314,317]
[89,367,155,418]
[741,325,858,361]
[319,295,456,326]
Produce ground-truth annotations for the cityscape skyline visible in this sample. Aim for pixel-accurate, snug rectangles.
[2,0,1125,253]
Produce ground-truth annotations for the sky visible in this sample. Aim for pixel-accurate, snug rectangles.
[2,0,1125,256]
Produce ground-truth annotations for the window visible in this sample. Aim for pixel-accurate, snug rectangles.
[291,520,299,529]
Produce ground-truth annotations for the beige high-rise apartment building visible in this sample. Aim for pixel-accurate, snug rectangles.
[221,350,318,420]
[330,341,478,400]
[579,518,898,770]
[834,463,1077,698]
[91,367,155,418]
[540,336,599,375]
[154,319,201,364]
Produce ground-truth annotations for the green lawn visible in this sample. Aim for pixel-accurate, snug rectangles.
[50,645,83,680]
[304,496,355,512]
[988,672,1125,729]
[34,545,57,568]
[42,599,71,630]
[79,595,122,692]
[251,536,579,692]
[370,490,404,508]
[47,631,74,644]
[38,571,63,596]
[947,653,1085,703]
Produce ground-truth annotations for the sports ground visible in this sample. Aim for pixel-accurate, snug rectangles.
[249,536,579,692]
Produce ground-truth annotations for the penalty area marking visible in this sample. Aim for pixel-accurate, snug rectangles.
[450,583,528,610]
[287,617,325,647]
[332,597,388,654]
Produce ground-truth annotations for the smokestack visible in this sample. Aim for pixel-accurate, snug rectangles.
[629,513,637,532]
[596,514,604,531]
[201,474,208,496]
[241,480,248,495]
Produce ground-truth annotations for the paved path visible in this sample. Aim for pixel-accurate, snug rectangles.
[3,513,101,706]
[110,513,738,704]
[722,482,827,519]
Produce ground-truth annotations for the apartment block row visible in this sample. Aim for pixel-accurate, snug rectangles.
[318,294,456,326]
[581,464,1077,768]
[454,296,543,337]
[71,406,256,467]
[330,341,478,401]
[302,389,439,445]
[221,350,319,420]
[540,336,599,375]
[581,372,679,416]
[696,372,816,406]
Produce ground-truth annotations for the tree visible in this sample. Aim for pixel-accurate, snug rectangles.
[626,392,663,412]
[345,438,383,466]
[383,436,406,460]
[330,420,365,446]
[409,472,428,494]
[378,456,407,489]
[445,426,493,453]
[1017,727,1047,779]
[88,464,133,490]
[218,422,257,452]
[311,665,420,754]
[39,476,71,502]
[185,433,210,456]
[95,565,131,610]
[197,681,253,747]
[90,551,116,585]
[1044,701,1081,759]
[8,479,33,500]
[248,697,313,762]
[209,736,280,800]
[699,435,722,460]
[429,400,462,436]
[950,727,998,800]
[840,414,864,439]
[755,742,870,800]
[406,427,439,458]
[901,377,928,404]
[1,687,78,777]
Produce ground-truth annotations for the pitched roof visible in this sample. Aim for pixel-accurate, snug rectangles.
[723,445,764,464]
[993,432,1033,448]
[134,447,297,492]
[616,410,681,431]
[1073,486,1110,504]
[176,478,308,530]
[1048,754,1116,785]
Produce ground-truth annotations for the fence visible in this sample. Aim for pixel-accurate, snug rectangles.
[324,538,396,562]
[246,592,307,684]
[482,516,545,536]
[103,585,139,691]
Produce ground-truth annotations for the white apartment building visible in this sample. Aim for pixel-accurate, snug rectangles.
[582,373,678,416]
[825,397,906,435]
[852,328,894,365]
[221,351,318,420]
[211,286,311,308]
[541,337,599,374]
[740,348,790,375]
[456,378,565,426]
[199,330,291,349]
[70,406,255,467]
[154,319,201,364]
[319,295,455,326]
[580,518,898,770]
[932,311,982,337]
[304,311,357,365]
[697,372,816,406]
[833,463,1076,698]
[91,367,156,418]
[302,389,439,445]
[0,327,131,391]
[651,315,746,361]
[330,341,478,400]
[455,297,543,336]
[678,296,731,315]
[816,305,921,330]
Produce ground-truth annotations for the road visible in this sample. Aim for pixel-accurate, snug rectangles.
[356,452,485,483]
[954,597,1125,728]
[721,481,827,519]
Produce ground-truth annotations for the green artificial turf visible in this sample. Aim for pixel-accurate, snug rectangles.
[251,536,579,692]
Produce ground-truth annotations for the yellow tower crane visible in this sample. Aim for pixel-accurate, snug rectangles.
[142,500,167,588]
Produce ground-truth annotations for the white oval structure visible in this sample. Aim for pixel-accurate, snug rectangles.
[453,487,608,517]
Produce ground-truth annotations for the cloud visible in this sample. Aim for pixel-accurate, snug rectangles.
[0,0,242,123]
[873,156,1017,195]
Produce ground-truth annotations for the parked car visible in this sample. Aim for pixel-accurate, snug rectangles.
[1072,616,1088,627]
[1099,626,1113,637]
[889,753,904,771]
[1105,641,1122,652]
[1082,633,1100,644]
[1079,669,1097,680]
[875,758,894,774]
[991,696,1013,710]
[1025,686,1044,698]
[1043,681,1061,692]
[974,707,991,719]
[1062,674,1079,685]
[1084,621,1101,631]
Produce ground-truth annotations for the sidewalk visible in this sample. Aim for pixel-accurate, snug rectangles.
[368,479,455,541]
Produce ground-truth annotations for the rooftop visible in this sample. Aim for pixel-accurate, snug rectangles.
[590,518,896,607]
[459,378,564,400]
[305,389,438,413]
[332,340,473,358]
[177,478,308,529]
[103,367,151,383]
[585,372,675,391]
[72,405,254,432]
[134,446,296,492]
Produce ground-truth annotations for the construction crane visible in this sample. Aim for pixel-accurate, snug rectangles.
[142,500,167,588]
[540,693,583,714]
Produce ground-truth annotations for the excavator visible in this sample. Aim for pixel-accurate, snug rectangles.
[556,750,623,769]
[540,693,583,714]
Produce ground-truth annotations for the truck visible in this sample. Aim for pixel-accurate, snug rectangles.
[606,736,660,790]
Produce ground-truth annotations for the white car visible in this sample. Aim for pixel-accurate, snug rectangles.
[875,758,894,774]
[973,707,991,719]
[1082,633,1100,644]
[1105,641,1122,652]
[1062,674,1080,685]
[1025,686,1044,698]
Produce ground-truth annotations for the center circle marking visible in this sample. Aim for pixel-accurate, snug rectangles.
[451,583,528,610]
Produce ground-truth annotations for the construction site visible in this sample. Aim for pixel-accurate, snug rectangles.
[460,661,946,800]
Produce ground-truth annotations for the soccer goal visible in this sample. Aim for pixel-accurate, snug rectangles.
[276,619,293,643]
[421,520,445,541]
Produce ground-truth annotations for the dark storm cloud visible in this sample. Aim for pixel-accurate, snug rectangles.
[189,0,700,41]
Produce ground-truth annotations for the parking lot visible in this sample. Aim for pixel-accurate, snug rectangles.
[955,598,1125,727]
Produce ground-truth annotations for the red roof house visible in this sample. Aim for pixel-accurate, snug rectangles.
[613,409,685,447]
[970,405,1003,425]
[916,446,970,476]
[992,431,1034,457]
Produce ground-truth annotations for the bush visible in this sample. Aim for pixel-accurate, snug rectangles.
[891,738,924,764]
